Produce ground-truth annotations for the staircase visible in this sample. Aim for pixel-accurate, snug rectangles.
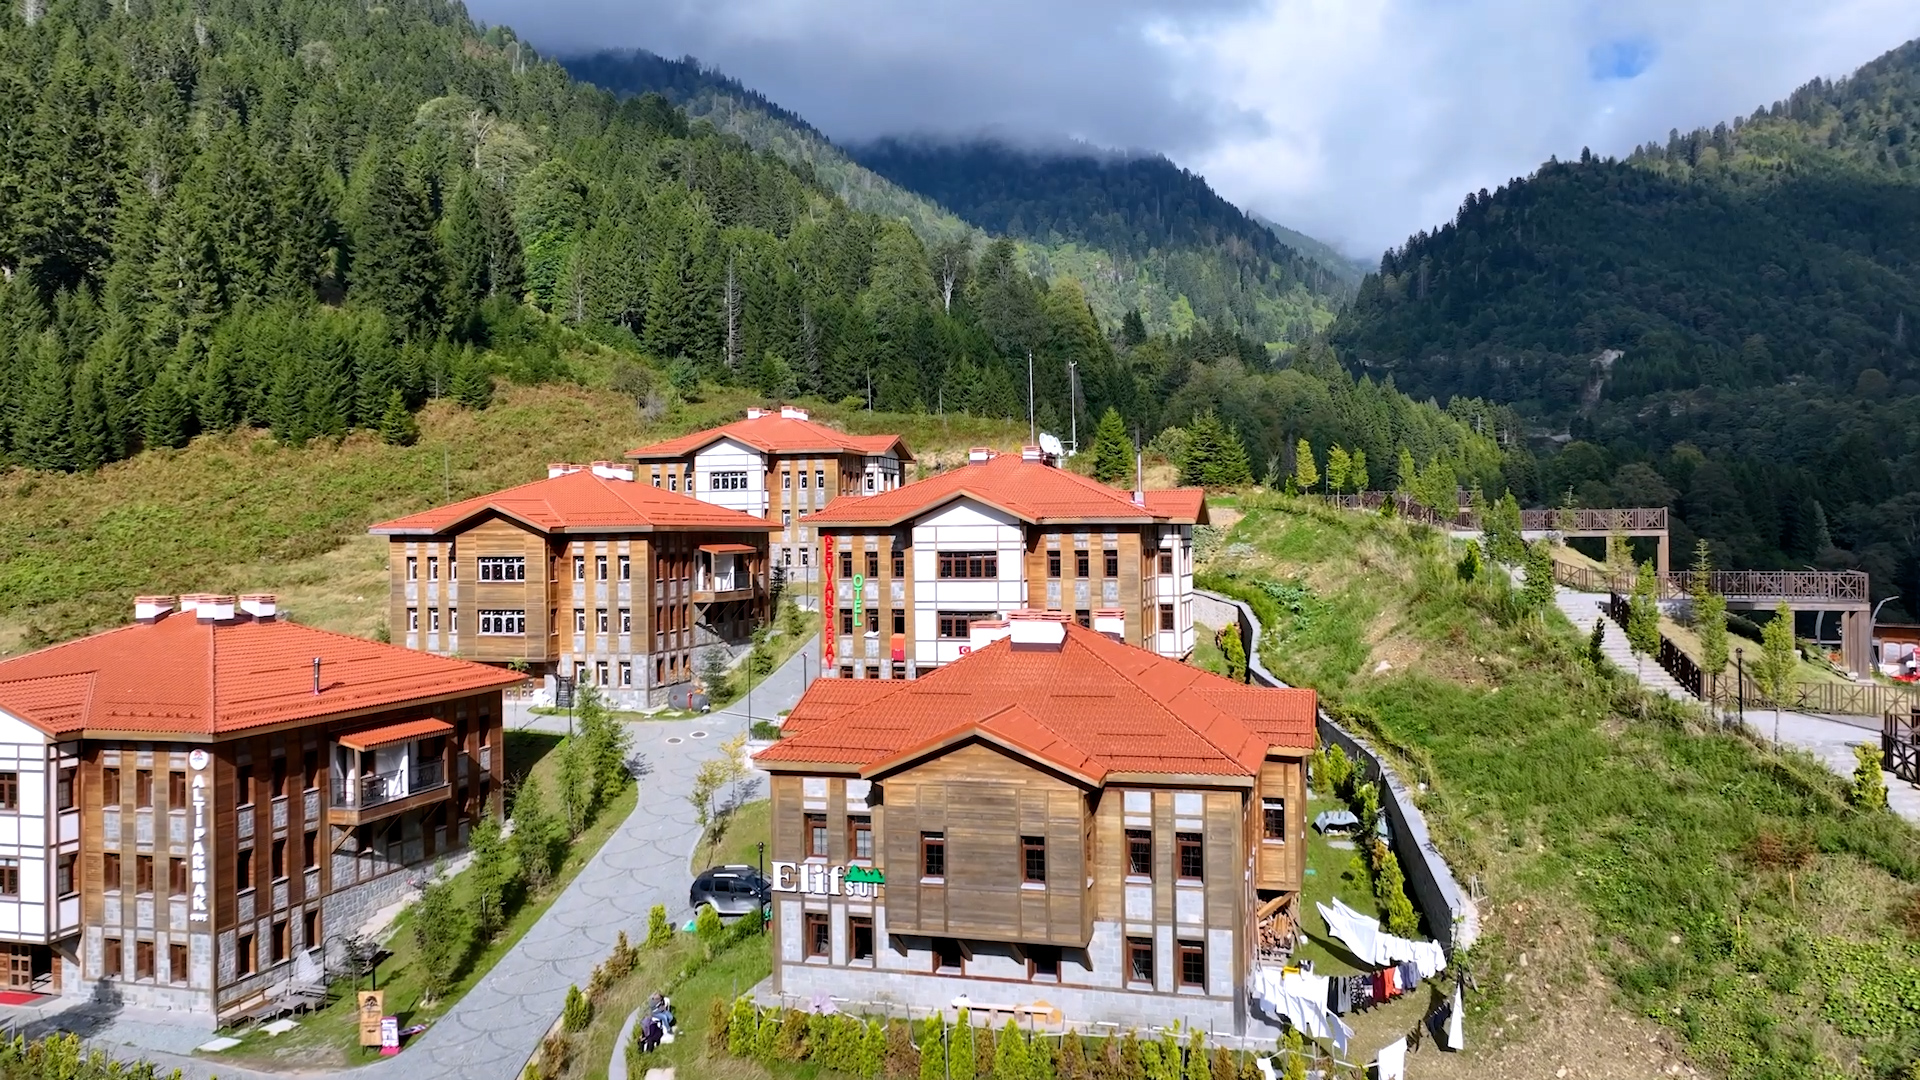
[1552,586,1694,703]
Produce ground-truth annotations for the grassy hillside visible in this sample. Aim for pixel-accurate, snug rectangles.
[1203,499,1920,1079]
[0,384,1028,652]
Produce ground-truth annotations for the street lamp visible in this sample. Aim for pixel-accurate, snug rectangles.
[1735,647,1745,724]
[757,840,767,933]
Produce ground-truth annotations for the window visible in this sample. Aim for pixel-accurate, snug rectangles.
[865,551,880,579]
[1263,798,1287,842]
[840,550,854,578]
[921,833,945,879]
[670,475,679,491]
[840,608,855,635]
[937,551,997,579]
[477,556,525,582]
[103,766,120,804]
[271,839,286,881]
[865,473,875,492]
[850,915,875,962]
[892,609,905,635]
[1127,829,1153,877]
[407,608,419,631]
[478,609,525,635]
[1177,832,1204,881]
[933,938,964,974]
[236,933,254,976]
[430,609,441,632]
[1048,550,1061,577]
[574,609,586,633]
[104,937,122,977]
[304,831,318,870]
[892,550,905,578]
[273,920,289,964]
[1127,937,1154,985]
[1104,549,1119,577]
[782,510,792,527]
[1159,552,1174,575]
[103,852,120,891]
[232,764,248,807]
[1159,603,1176,631]
[427,556,439,581]
[800,548,809,566]
[620,608,632,633]
[804,912,830,958]
[57,767,73,810]
[849,815,873,861]
[58,854,76,896]
[1022,836,1047,884]
[169,943,188,984]
[937,611,993,640]
[452,609,459,632]
[1076,609,1091,629]
[1075,550,1090,578]
[271,757,287,799]
[136,854,153,894]
[406,557,418,581]
[574,555,586,580]
[169,857,187,897]
[596,555,608,580]
[865,665,880,681]
[596,661,609,686]
[619,555,631,580]
[161,771,183,809]
[866,608,880,634]
[815,469,825,490]
[304,750,319,791]
[0,772,14,811]
[304,910,320,952]
[597,609,609,633]
[711,471,751,491]
[1179,941,1206,988]
[805,813,828,858]
[236,848,253,892]
[1027,944,1060,982]
[799,470,809,490]
[136,940,154,980]
[783,472,792,490]
[619,662,633,686]
[0,858,16,897]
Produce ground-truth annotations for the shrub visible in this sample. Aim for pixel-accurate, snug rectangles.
[645,903,672,948]
[1184,1029,1211,1080]
[694,903,724,949]
[1455,540,1482,582]
[920,1018,948,1080]
[708,997,731,1051]
[951,1010,977,1080]
[727,996,758,1058]
[411,874,465,1004]
[1209,1046,1236,1080]
[974,1020,996,1078]
[1589,618,1607,668]
[1279,1027,1307,1080]
[753,1006,783,1065]
[1119,1030,1145,1080]
[1851,744,1889,810]
[886,1019,918,1078]
[995,1019,1030,1079]
[540,1031,571,1076]
[779,1007,808,1061]
[1895,891,1920,939]
[561,984,592,1032]
[860,1017,887,1079]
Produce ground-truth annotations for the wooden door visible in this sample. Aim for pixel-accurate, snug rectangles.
[5,945,31,988]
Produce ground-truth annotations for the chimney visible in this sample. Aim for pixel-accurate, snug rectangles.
[590,461,635,482]
[313,657,322,695]
[779,405,809,420]
[239,593,278,621]
[1007,609,1069,649]
[1133,445,1146,506]
[967,447,995,464]
[746,407,767,420]
[547,462,581,479]
[967,618,1013,653]
[196,595,236,622]
[134,595,176,624]
[177,593,204,615]
[1021,445,1044,463]
[1093,609,1126,642]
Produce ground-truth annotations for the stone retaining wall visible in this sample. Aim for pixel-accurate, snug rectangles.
[1195,589,1480,953]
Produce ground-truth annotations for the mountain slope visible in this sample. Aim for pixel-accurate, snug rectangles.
[1251,212,1370,286]
[559,49,1347,344]
[1329,37,1920,600]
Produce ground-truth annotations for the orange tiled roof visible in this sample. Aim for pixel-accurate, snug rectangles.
[810,454,1208,528]
[626,412,911,462]
[0,608,523,738]
[756,622,1315,782]
[367,468,778,536]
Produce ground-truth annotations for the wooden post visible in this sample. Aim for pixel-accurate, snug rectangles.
[1655,530,1670,576]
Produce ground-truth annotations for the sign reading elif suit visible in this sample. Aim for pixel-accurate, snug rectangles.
[772,862,885,899]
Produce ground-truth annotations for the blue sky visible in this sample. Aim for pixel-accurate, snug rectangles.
[466,0,1920,258]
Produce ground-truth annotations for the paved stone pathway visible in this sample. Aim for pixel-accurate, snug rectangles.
[13,638,820,1080]
[1552,586,1692,701]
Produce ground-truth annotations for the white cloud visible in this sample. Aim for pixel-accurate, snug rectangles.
[471,0,1920,261]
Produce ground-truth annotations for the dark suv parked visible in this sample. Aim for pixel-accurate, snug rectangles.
[689,865,769,917]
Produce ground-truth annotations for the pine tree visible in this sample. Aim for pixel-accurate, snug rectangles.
[1325,445,1351,494]
[1349,448,1369,492]
[951,1010,976,1080]
[919,1018,947,1080]
[141,366,193,451]
[995,1019,1030,1080]
[69,360,110,471]
[1689,540,1730,696]
[349,152,443,333]
[1759,601,1800,745]
[378,389,420,447]
[1522,540,1556,614]
[269,145,336,302]
[1292,438,1319,494]
[1090,406,1133,485]
[1395,447,1418,495]
[16,333,75,471]
[1626,560,1661,681]
[451,349,494,409]
[467,813,511,934]
[412,875,466,1004]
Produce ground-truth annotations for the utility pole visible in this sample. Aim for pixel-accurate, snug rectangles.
[1026,349,1036,444]
[1068,358,1078,455]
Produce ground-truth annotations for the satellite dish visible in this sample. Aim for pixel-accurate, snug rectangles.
[1038,433,1065,457]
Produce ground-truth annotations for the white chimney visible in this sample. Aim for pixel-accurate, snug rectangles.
[197,595,236,622]
[548,462,583,479]
[746,407,767,419]
[590,461,635,482]
[239,593,278,621]
[1093,609,1126,642]
[967,447,995,464]
[1008,610,1068,649]
[135,595,176,624]
[177,593,204,615]
[780,405,809,420]
[968,618,1013,652]
[1021,445,1044,463]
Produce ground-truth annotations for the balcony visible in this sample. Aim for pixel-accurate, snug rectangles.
[693,545,760,603]
[328,758,448,827]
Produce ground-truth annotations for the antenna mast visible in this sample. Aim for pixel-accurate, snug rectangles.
[1027,349,1036,444]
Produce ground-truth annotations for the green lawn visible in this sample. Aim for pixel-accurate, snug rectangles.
[209,729,639,1070]
[1291,792,1389,978]
[697,799,772,874]
[1191,622,1230,677]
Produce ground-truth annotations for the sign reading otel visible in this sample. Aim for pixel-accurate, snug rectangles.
[772,863,885,899]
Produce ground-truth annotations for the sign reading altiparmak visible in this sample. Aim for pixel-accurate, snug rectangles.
[772,862,885,899]
[189,749,210,921]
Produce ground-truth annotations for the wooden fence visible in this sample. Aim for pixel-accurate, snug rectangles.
[1521,507,1668,533]
[1604,593,1705,698]
[1885,708,1920,786]
[1718,678,1916,720]
[1557,562,1869,606]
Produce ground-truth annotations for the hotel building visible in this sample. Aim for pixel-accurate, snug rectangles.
[0,593,518,1020]
[369,462,776,707]
[753,612,1316,1033]
[625,405,912,581]
[809,447,1206,680]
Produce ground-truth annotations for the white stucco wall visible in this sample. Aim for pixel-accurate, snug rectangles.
[910,499,1030,666]
[693,437,770,517]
